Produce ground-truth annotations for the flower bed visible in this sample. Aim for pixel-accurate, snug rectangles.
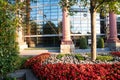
[24,53,50,68]
[24,53,120,80]
[111,52,120,57]
[32,62,120,80]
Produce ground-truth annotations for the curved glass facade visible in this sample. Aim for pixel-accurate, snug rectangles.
[30,0,100,35]
[7,0,120,47]
[8,0,101,35]
[30,0,62,34]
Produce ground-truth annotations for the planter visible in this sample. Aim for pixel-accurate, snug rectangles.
[7,69,38,80]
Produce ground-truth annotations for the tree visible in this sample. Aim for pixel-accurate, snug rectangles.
[43,21,57,34]
[57,21,62,34]
[59,0,78,15]
[30,21,38,35]
[26,0,31,46]
[80,0,120,61]
[43,21,59,46]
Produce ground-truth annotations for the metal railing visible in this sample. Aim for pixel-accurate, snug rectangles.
[24,33,106,37]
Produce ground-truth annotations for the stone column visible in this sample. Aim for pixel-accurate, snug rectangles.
[16,0,28,51]
[107,12,120,50]
[60,0,75,53]
[17,27,28,51]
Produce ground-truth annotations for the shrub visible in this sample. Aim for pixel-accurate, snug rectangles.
[65,54,73,56]
[97,37,104,48]
[57,54,85,60]
[96,55,113,61]
[56,54,65,59]
[79,36,88,49]
[0,0,23,77]
[24,53,50,68]
[15,56,31,69]
[75,54,85,60]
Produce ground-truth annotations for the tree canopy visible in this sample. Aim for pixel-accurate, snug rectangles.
[43,21,58,34]
[81,0,120,14]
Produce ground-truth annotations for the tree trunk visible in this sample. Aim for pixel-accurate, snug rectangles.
[26,0,31,46]
[90,1,97,61]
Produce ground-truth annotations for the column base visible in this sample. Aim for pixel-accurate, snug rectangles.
[107,41,120,51]
[60,40,75,53]
[107,37,120,51]
[19,42,28,51]
[28,41,36,47]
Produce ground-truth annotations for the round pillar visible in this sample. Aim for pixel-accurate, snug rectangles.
[107,12,119,42]
[107,12,120,50]
[60,0,74,53]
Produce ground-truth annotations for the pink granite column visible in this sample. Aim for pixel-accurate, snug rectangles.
[61,7,72,44]
[107,12,119,42]
[107,12,120,50]
[60,0,74,53]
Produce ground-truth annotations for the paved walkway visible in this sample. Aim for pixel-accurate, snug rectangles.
[20,50,59,56]
[20,48,110,56]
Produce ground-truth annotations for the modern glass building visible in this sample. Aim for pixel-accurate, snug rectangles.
[30,0,62,34]
[28,0,101,47]
[30,0,100,35]
[8,0,120,47]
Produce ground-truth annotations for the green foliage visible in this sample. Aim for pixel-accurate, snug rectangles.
[65,54,74,56]
[80,0,120,14]
[75,54,85,60]
[15,56,30,69]
[0,0,24,77]
[97,37,104,48]
[59,0,78,15]
[57,21,62,34]
[43,21,58,34]
[79,37,88,49]
[56,54,65,59]
[96,55,113,61]
[57,54,85,60]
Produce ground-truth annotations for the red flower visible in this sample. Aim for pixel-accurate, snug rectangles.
[111,51,120,57]
[31,62,120,80]
[23,52,50,68]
